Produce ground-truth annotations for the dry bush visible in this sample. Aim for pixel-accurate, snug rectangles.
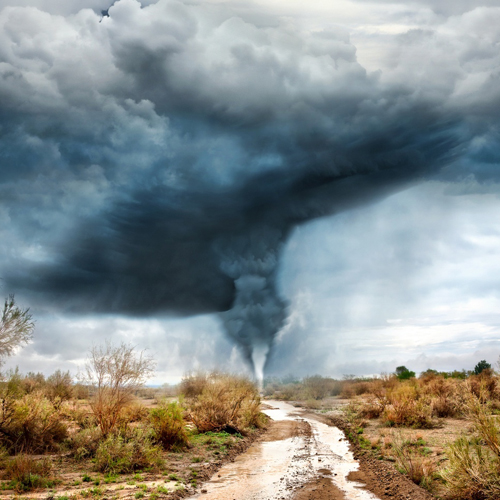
[180,372,211,398]
[358,396,386,419]
[134,386,158,399]
[382,384,434,428]
[118,401,149,427]
[187,373,262,434]
[20,372,46,394]
[346,373,469,426]
[62,403,96,429]
[303,398,321,410]
[264,376,344,400]
[271,382,304,401]
[419,375,463,418]
[73,383,90,400]
[469,371,499,401]
[4,454,54,492]
[0,392,67,453]
[95,428,163,474]
[302,376,343,400]
[150,400,188,450]
[431,395,458,418]
[81,341,155,436]
[66,426,103,460]
[341,375,397,399]
[46,370,73,404]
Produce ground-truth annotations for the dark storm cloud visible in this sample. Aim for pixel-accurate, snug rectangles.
[1,0,499,375]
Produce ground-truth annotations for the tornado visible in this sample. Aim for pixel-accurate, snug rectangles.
[1,0,498,381]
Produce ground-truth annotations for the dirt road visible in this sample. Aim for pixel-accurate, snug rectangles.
[187,401,434,500]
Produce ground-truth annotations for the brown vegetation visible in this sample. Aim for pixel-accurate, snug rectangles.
[182,372,266,434]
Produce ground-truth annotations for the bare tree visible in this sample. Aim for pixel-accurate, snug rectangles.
[82,341,156,435]
[0,295,35,364]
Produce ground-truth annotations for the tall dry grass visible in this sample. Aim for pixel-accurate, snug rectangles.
[441,383,500,499]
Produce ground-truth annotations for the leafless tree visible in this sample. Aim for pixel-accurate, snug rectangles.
[0,295,35,364]
[82,341,156,435]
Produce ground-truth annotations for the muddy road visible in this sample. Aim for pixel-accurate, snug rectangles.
[187,401,377,500]
[188,401,434,500]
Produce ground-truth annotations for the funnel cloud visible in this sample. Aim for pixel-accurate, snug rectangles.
[1,0,500,379]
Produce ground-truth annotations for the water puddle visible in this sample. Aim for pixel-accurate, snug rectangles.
[188,400,380,500]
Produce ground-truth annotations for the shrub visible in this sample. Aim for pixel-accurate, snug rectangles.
[442,386,500,499]
[95,428,163,474]
[381,384,434,428]
[469,371,498,402]
[118,401,149,427]
[186,373,262,433]
[4,455,54,492]
[302,376,342,400]
[66,426,103,460]
[180,372,211,398]
[150,400,188,450]
[358,397,386,419]
[0,392,67,453]
[21,372,46,394]
[63,404,96,429]
[46,370,73,404]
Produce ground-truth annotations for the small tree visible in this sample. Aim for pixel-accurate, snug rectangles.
[474,360,491,376]
[396,366,416,381]
[82,341,156,436]
[0,295,35,365]
[46,370,73,404]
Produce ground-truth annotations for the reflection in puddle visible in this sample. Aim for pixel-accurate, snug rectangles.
[188,400,380,500]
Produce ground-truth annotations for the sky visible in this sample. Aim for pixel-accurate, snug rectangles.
[1,0,500,384]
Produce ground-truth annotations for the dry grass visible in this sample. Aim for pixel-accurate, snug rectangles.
[440,385,500,499]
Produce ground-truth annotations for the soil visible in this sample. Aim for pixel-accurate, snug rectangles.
[292,475,347,500]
